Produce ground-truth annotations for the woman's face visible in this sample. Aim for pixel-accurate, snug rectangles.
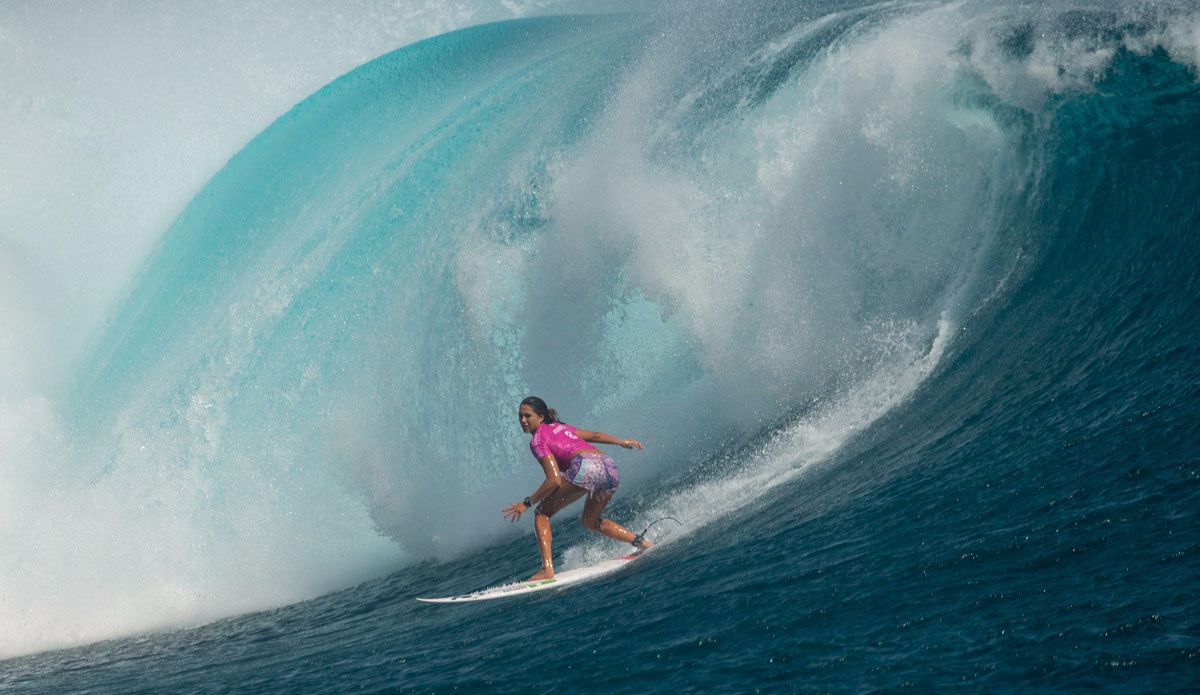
[518,404,544,434]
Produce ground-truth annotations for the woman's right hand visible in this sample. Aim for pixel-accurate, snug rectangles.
[502,501,528,523]
[619,438,643,450]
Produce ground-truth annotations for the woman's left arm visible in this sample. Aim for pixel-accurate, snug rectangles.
[577,428,643,450]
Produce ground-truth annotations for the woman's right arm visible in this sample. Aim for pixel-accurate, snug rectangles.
[503,455,563,522]
[530,455,563,500]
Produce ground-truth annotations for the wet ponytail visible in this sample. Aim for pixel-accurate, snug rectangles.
[521,396,560,424]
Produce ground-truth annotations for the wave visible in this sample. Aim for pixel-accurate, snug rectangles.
[3,0,1198,660]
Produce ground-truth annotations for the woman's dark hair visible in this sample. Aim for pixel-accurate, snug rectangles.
[521,396,559,424]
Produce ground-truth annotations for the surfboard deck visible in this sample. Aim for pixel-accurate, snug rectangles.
[416,553,643,603]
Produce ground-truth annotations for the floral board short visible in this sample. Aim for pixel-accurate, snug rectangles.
[561,452,620,497]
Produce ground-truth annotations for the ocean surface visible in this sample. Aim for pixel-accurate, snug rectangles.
[3,0,1199,692]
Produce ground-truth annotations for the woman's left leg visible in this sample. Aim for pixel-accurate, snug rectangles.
[580,492,648,547]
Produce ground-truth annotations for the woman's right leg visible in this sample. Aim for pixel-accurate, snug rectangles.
[528,482,587,580]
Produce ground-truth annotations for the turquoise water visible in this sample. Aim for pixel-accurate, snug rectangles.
[4,1,1200,691]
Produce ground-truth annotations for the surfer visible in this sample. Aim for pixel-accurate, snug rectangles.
[503,396,651,580]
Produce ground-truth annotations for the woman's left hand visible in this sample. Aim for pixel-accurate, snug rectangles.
[620,439,643,450]
[503,501,528,522]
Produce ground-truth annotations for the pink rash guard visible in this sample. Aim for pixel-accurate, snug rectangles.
[529,422,593,465]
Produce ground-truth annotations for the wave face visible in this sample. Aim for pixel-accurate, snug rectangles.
[3,0,1200,683]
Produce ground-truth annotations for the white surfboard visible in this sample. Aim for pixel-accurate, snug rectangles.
[416,553,643,603]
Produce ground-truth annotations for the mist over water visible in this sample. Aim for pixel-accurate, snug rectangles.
[3,0,1199,665]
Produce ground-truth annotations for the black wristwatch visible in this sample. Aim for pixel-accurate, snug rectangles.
[524,497,534,510]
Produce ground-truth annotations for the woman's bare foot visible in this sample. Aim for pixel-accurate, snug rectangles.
[527,568,554,581]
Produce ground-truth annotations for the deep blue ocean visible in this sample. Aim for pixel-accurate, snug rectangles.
[3,1,1200,692]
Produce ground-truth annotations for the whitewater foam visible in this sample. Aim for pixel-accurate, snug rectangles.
[561,314,956,571]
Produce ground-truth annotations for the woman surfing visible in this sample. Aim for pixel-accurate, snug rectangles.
[502,396,651,580]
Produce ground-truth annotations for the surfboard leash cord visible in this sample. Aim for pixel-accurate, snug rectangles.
[631,516,682,549]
